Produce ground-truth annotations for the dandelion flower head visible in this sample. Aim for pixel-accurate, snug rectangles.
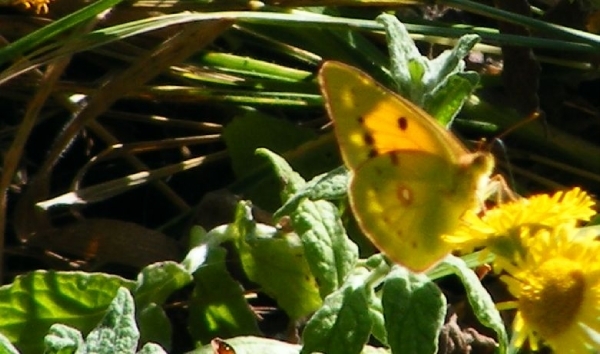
[445,187,596,262]
[500,224,600,353]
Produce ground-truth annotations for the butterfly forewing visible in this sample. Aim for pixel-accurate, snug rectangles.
[318,61,469,170]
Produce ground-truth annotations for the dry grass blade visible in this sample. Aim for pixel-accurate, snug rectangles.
[10,20,233,276]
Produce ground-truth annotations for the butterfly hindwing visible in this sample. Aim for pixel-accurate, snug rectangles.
[350,151,481,271]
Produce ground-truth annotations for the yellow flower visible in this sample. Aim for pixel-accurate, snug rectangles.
[499,224,600,353]
[12,0,53,14]
[445,187,596,261]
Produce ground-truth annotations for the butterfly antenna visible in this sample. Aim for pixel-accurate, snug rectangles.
[495,109,542,142]
[488,109,542,194]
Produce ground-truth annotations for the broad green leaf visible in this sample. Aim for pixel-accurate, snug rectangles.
[189,336,300,354]
[84,287,139,354]
[257,149,358,298]
[301,268,373,354]
[442,256,506,352]
[223,111,313,209]
[229,134,340,212]
[233,201,322,320]
[0,271,134,354]
[382,266,446,354]
[138,303,172,351]
[223,111,317,178]
[187,336,391,354]
[188,241,260,343]
[134,261,193,309]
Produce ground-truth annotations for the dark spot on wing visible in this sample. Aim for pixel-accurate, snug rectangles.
[368,149,378,158]
[364,133,374,146]
[398,116,408,131]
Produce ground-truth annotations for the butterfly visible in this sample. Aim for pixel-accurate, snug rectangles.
[318,61,495,272]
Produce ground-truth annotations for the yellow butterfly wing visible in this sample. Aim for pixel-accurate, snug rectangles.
[350,151,489,271]
[318,61,469,170]
[318,61,494,272]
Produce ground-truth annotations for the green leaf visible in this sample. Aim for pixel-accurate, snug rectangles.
[301,269,373,354]
[274,166,350,219]
[376,13,480,125]
[291,198,358,298]
[0,332,19,354]
[230,133,341,212]
[0,0,126,67]
[134,261,193,309]
[137,342,167,354]
[187,336,391,354]
[382,267,446,354]
[441,256,507,352]
[84,287,139,354]
[255,148,307,197]
[376,14,426,103]
[138,303,172,352]
[232,201,322,320]
[223,111,323,210]
[0,271,134,354]
[425,74,478,127]
[425,34,480,93]
[188,240,260,343]
[258,149,358,298]
[224,111,317,179]
[367,290,387,346]
[189,336,301,354]
[44,324,83,354]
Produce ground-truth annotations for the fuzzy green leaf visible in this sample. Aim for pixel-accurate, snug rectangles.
[301,269,373,354]
[84,287,139,354]
[274,166,350,219]
[442,256,506,352]
[382,266,446,354]
[44,324,83,354]
[258,149,358,298]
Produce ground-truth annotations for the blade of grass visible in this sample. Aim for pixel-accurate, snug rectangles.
[0,0,125,66]
[441,0,600,49]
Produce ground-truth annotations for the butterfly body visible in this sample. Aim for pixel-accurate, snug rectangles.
[319,61,494,272]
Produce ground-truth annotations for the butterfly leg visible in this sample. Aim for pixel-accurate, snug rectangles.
[479,174,519,213]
